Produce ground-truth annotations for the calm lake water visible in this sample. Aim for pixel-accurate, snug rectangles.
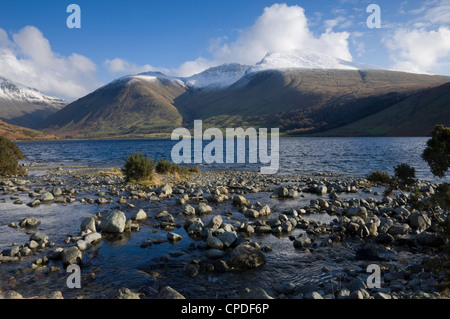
[16,137,447,182]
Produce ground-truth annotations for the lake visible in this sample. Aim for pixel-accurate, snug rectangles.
[16,137,447,182]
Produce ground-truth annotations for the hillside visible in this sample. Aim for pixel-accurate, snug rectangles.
[0,119,59,141]
[310,81,450,137]
[39,51,450,138]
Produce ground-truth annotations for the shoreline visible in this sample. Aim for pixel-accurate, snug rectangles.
[0,165,448,299]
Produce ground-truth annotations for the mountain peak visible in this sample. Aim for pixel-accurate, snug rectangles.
[250,49,382,72]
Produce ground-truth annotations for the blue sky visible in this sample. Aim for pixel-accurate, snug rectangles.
[0,0,449,100]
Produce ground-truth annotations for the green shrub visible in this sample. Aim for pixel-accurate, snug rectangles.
[121,152,154,182]
[394,163,416,186]
[367,170,391,184]
[0,136,25,176]
[155,159,181,174]
[433,183,450,210]
[422,124,450,178]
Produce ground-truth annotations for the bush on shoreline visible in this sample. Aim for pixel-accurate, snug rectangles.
[0,136,25,176]
[121,152,155,183]
[367,170,391,184]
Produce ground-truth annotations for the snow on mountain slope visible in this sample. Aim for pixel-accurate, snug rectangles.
[249,50,382,73]
[113,50,384,91]
[0,77,67,107]
[182,64,250,89]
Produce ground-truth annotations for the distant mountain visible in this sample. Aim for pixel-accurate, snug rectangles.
[40,50,450,138]
[0,119,59,141]
[0,77,67,129]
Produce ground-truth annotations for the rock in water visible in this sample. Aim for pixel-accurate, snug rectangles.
[101,211,126,233]
[232,195,249,207]
[39,192,54,202]
[156,286,185,299]
[132,209,147,221]
[61,246,82,265]
[80,217,96,233]
[19,216,41,228]
[229,244,266,270]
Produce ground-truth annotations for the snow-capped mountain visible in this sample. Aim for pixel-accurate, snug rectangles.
[0,77,67,106]
[124,49,383,90]
[249,50,382,73]
[0,77,67,129]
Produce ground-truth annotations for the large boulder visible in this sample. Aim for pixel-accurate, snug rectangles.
[229,244,266,270]
[101,211,126,233]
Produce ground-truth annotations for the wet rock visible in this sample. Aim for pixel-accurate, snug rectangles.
[207,235,224,250]
[27,199,41,207]
[197,203,212,215]
[229,244,266,270]
[184,263,199,277]
[245,209,260,218]
[207,215,223,230]
[76,240,91,251]
[30,232,49,244]
[159,184,173,197]
[387,224,410,236]
[206,249,226,259]
[409,212,431,232]
[272,280,296,294]
[217,231,238,248]
[117,288,141,299]
[232,195,249,207]
[1,290,23,299]
[39,192,54,202]
[167,232,182,242]
[156,286,185,299]
[293,233,312,249]
[259,205,271,216]
[184,204,196,216]
[186,218,204,235]
[375,233,395,246]
[101,211,126,233]
[156,211,175,223]
[84,232,102,244]
[240,287,274,299]
[374,292,392,299]
[131,209,147,221]
[19,216,41,228]
[60,246,82,265]
[80,217,96,233]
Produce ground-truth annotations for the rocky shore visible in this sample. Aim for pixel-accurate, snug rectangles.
[0,166,449,299]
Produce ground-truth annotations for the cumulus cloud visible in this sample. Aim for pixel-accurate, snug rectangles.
[0,26,101,100]
[383,0,450,74]
[384,27,450,74]
[105,3,353,77]
[209,3,352,68]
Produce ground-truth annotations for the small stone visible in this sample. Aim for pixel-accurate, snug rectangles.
[167,232,182,242]
[132,209,147,221]
[156,286,185,299]
[60,246,82,265]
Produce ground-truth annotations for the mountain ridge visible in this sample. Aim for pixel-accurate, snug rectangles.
[39,50,450,138]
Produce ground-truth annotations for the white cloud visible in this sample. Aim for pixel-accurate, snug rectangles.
[0,26,101,100]
[384,27,450,74]
[103,58,171,76]
[105,3,353,77]
[211,3,352,65]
